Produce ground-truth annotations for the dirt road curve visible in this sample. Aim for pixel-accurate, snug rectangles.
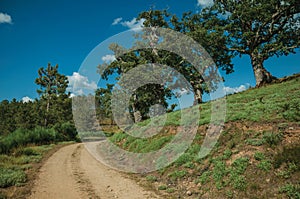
[29,143,160,199]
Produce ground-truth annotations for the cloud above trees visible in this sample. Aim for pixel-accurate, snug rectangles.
[112,17,145,30]
[102,54,116,63]
[22,96,33,103]
[67,72,97,95]
[197,0,214,8]
[0,13,12,24]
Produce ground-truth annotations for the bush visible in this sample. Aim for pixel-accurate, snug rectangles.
[146,175,157,182]
[110,132,128,143]
[257,160,272,171]
[232,157,249,175]
[166,188,176,193]
[15,147,40,156]
[279,183,300,199]
[197,171,211,184]
[0,168,26,188]
[174,153,194,167]
[277,162,298,179]
[0,127,57,154]
[281,100,300,122]
[168,170,187,180]
[232,175,247,190]
[263,132,282,147]
[254,152,265,161]
[158,185,167,190]
[52,122,77,141]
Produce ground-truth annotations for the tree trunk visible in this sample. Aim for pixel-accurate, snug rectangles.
[131,94,142,123]
[133,111,142,123]
[193,88,203,105]
[250,54,276,87]
[44,99,50,127]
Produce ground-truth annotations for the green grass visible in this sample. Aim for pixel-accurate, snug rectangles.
[146,175,157,182]
[109,76,299,155]
[158,185,167,190]
[0,127,58,154]
[168,170,187,181]
[228,157,249,191]
[274,145,300,168]
[231,157,249,175]
[107,75,300,198]
[253,152,272,172]
[281,99,300,122]
[109,132,173,153]
[254,152,265,161]
[222,149,232,160]
[196,170,211,185]
[225,78,300,123]
[183,162,195,169]
[109,132,128,143]
[174,153,194,167]
[245,131,282,147]
[0,168,26,188]
[262,132,283,147]
[277,162,298,179]
[279,183,300,199]
[166,187,176,193]
[0,144,55,189]
[257,160,272,172]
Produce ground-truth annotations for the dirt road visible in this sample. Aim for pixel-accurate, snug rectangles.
[29,143,160,199]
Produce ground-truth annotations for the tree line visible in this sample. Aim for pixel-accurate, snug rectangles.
[0,64,76,140]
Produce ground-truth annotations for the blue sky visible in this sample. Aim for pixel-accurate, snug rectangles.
[0,0,299,103]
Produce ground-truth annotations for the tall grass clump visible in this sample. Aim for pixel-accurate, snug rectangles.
[0,168,26,188]
[0,127,57,154]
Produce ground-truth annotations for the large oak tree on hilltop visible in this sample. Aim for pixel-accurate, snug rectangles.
[207,0,300,87]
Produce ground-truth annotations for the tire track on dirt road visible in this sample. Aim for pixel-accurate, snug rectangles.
[29,143,160,199]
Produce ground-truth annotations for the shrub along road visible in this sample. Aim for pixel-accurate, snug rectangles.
[28,143,160,199]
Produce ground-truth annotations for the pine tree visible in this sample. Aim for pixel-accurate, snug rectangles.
[35,63,70,127]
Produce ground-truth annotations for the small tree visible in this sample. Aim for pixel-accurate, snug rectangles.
[95,84,114,125]
[208,0,300,87]
[35,63,70,127]
[98,43,173,123]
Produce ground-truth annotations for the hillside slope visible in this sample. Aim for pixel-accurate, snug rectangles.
[109,75,300,198]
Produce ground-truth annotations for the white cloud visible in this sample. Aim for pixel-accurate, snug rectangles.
[197,0,214,8]
[102,54,116,63]
[22,96,33,103]
[112,17,145,31]
[121,18,145,30]
[67,72,97,95]
[112,17,122,25]
[224,83,250,95]
[175,88,190,97]
[0,13,12,24]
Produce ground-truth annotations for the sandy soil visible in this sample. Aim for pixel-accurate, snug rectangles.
[28,143,160,199]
